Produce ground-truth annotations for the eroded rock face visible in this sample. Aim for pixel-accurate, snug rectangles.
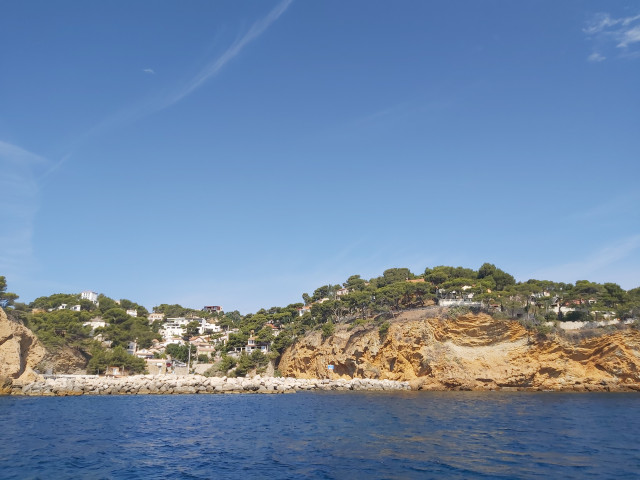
[0,308,45,388]
[39,346,88,375]
[278,311,640,391]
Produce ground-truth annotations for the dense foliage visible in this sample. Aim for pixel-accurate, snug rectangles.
[86,346,146,374]
[210,264,640,357]
[0,276,19,307]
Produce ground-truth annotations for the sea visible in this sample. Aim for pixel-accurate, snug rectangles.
[1,391,639,479]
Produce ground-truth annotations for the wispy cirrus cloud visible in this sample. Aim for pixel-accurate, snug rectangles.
[166,0,293,107]
[584,12,640,61]
[569,191,640,222]
[532,235,640,288]
[0,141,49,278]
[587,52,606,62]
[61,0,293,158]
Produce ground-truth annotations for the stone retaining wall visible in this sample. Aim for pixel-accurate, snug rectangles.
[9,375,411,396]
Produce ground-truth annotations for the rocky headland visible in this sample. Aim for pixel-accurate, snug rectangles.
[279,309,640,392]
[0,308,46,393]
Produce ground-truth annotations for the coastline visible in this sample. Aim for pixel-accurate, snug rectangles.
[5,374,638,396]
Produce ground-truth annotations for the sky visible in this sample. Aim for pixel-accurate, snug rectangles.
[1,1,639,313]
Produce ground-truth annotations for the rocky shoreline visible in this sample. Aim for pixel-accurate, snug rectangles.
[6,375,412,396]
[6,374,635,397]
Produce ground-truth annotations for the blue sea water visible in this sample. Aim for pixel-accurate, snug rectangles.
[1,391,639,479]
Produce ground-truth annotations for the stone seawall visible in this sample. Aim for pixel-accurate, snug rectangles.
[9,375,411,396]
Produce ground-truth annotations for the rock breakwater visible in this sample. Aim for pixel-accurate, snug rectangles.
[9,374,411,396]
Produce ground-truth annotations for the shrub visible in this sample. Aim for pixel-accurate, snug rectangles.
[203,354,236,377]
[445,306,471,319]
[86,346,147,375]
[378,321,390,339]
[348,318,371,331]
[321,321,335,339]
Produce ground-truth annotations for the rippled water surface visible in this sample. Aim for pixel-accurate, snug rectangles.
[1,391,639,479]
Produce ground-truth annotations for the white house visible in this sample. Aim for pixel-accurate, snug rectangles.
[203,305,223,313]
[245,335,270,354]
[161,323,186,340]
[83,318,108,332]
[160,317,200,341]
[81,291,99,304]
[148,312,165,323]
[126,309,138,317]
[199,318,221,334]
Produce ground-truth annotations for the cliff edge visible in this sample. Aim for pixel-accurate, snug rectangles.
[278,310,640,392]
[0,308,45,393]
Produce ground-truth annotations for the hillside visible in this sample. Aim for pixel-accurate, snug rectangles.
[278,309,640,391]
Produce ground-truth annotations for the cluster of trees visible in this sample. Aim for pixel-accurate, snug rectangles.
[24,310,95,349]
[1,282,162,375]
[204,350,270,377]
[86,346,146,374]
[165,343,196,363]
[198,264,640,375]
[0,276,18,307]
[153,303,220,319]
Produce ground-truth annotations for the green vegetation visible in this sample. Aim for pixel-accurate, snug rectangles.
[165,343,196,363]
[321,321,335,339]
[378,321,390,339]
[0,276,19,307]
[86,346,146,374]
[1,281,160,375]
[27,310,95,349]
[233,350,270,377]
[203,351,270,377]
[2,261,640,378]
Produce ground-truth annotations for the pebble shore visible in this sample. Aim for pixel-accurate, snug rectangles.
[10,375,411,396]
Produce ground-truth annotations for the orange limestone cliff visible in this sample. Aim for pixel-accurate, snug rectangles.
[0,308,45,393]
[277,310,640,392]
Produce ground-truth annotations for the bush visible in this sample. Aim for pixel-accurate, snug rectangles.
[321,321,335,339]
[87,346,147,375]
[203,354,236,377]
[378,321,390,339]
[233,351,270,377]
[445,306,471,319]
[348,318,371,331]
[563,310,590,322]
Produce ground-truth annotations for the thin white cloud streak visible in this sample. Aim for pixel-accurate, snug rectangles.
[587,52,606,62]
[618,25,640,48]
[52,0,293,168]
[569,192,640,221]
[143,68,155,74]
[532,235,640,286]
[0,140,49,278]
[165,0,293,107]
[584,12,640,60]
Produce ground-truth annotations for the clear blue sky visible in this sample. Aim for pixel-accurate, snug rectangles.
[1,1,639,313]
